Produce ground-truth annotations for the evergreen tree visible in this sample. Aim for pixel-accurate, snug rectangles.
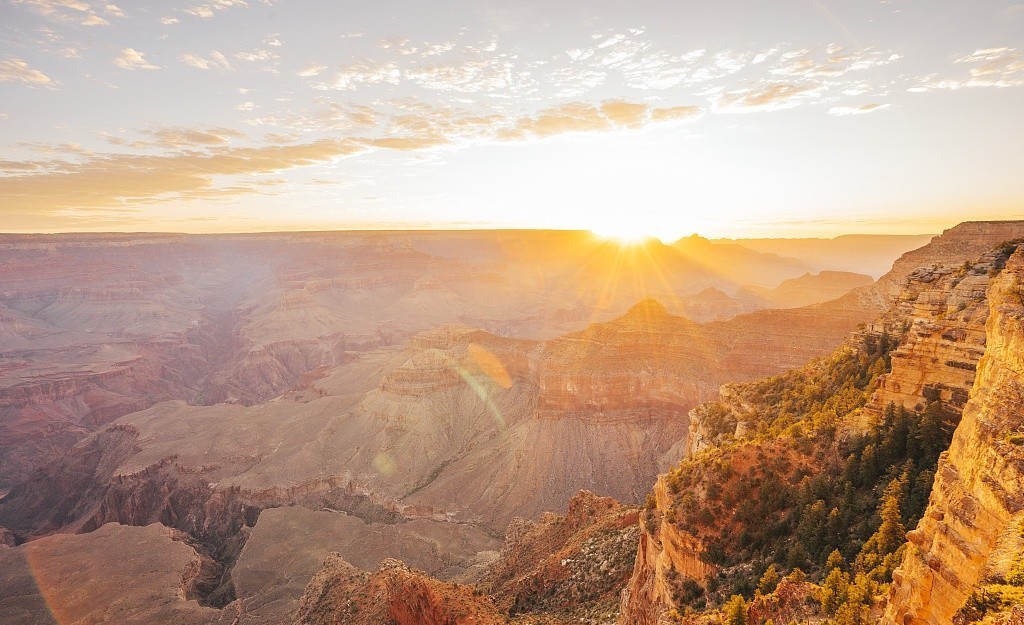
[758,565,779,595]
[722,594,747,625]
[856,475,908,580]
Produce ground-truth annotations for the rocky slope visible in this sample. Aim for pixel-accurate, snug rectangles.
[620,232,1024,625]
[294,490,639,625]
[883,247,1024,625]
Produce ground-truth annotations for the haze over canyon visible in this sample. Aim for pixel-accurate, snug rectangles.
[0,222,1023,625]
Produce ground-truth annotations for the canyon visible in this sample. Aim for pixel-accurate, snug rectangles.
[2,222,1024,624]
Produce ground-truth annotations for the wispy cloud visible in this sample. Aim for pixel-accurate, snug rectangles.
[0,139,365,221]
[715,81,825,112]
[829,103,890,116]
[297,63,327,77]
[12,0,111,26]
[771,45,901,79]
[319,58,401,90]
[3,95,711,220]
[180,51,232,70]
[185,0,247,19]
[0,58,56,86]
[914,47,1024,90]
[236,49,278,62]
[113,48,159,70]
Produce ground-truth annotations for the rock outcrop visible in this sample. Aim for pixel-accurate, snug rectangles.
[883,247,1024,624]
[0,522,223,625]
[484,490,640,621]
[619,475,715,625]
[296,556,507,625]
[861,246,1004,422]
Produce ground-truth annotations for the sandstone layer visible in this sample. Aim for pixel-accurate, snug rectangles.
[883,247,1024,624]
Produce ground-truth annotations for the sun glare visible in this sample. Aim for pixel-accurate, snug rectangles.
[589,223,667,245]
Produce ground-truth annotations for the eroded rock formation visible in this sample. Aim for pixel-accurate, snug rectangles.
[883,247,1024,624]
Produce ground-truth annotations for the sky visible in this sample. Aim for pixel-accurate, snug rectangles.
[1,0,1023,239]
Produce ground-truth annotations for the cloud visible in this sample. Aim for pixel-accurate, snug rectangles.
[236,101,256,111]
[180,51,232,70]
[102,126,246,149]
[264,33,283,47]
[139,126,245,148]
[320,59,402,90]
[2,93,712,223]
[771,46,900,79]
[619,49,705,90]
[918,47,1024,90]
[104,3,125,17]
[403,57,532,94]
[828,103,890,116]
[297,64,327,77]
[504,102,612,139]
[547,66,606,97]
[186,0,247,18]
[0,58,56,86]
[716,81,824,112]
[11,0,110,26]
[599,100,648,127]
[161,16,178,24]
[650,105,704,122]
[236,49,278,62]
[185,5,214,17]
[114,48,159,70]
[0,139,366,220]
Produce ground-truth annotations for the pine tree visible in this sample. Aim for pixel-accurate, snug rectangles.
[856,475,908,580]
[820,568,850,616]
[722,594,747,625]
[758,564,779,595]
[825,549,845,573]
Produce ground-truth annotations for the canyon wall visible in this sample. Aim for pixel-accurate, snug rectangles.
[883,247,1024,624]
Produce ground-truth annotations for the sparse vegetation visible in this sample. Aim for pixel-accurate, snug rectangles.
[658,332,958,612]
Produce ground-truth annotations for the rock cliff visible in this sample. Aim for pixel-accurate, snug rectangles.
[883,247,1024,624]
[620,231,1024,625]
[860,246,1003,423]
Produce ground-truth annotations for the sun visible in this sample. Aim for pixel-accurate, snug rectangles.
[589,222,667,245]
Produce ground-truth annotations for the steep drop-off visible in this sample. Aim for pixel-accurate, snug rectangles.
[884,248,1024,624]
[620,236,1024,625]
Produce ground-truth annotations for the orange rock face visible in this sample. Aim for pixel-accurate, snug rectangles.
[883,247,1024,625]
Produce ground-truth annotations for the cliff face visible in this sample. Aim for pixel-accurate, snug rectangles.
[872,221,1024,303]
[619,477,714,625]
[861,247,1001,422]
[620,233,1024,625]
[883,248,1024,625]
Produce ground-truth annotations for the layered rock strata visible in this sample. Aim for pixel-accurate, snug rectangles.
[883,248,1024,624]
